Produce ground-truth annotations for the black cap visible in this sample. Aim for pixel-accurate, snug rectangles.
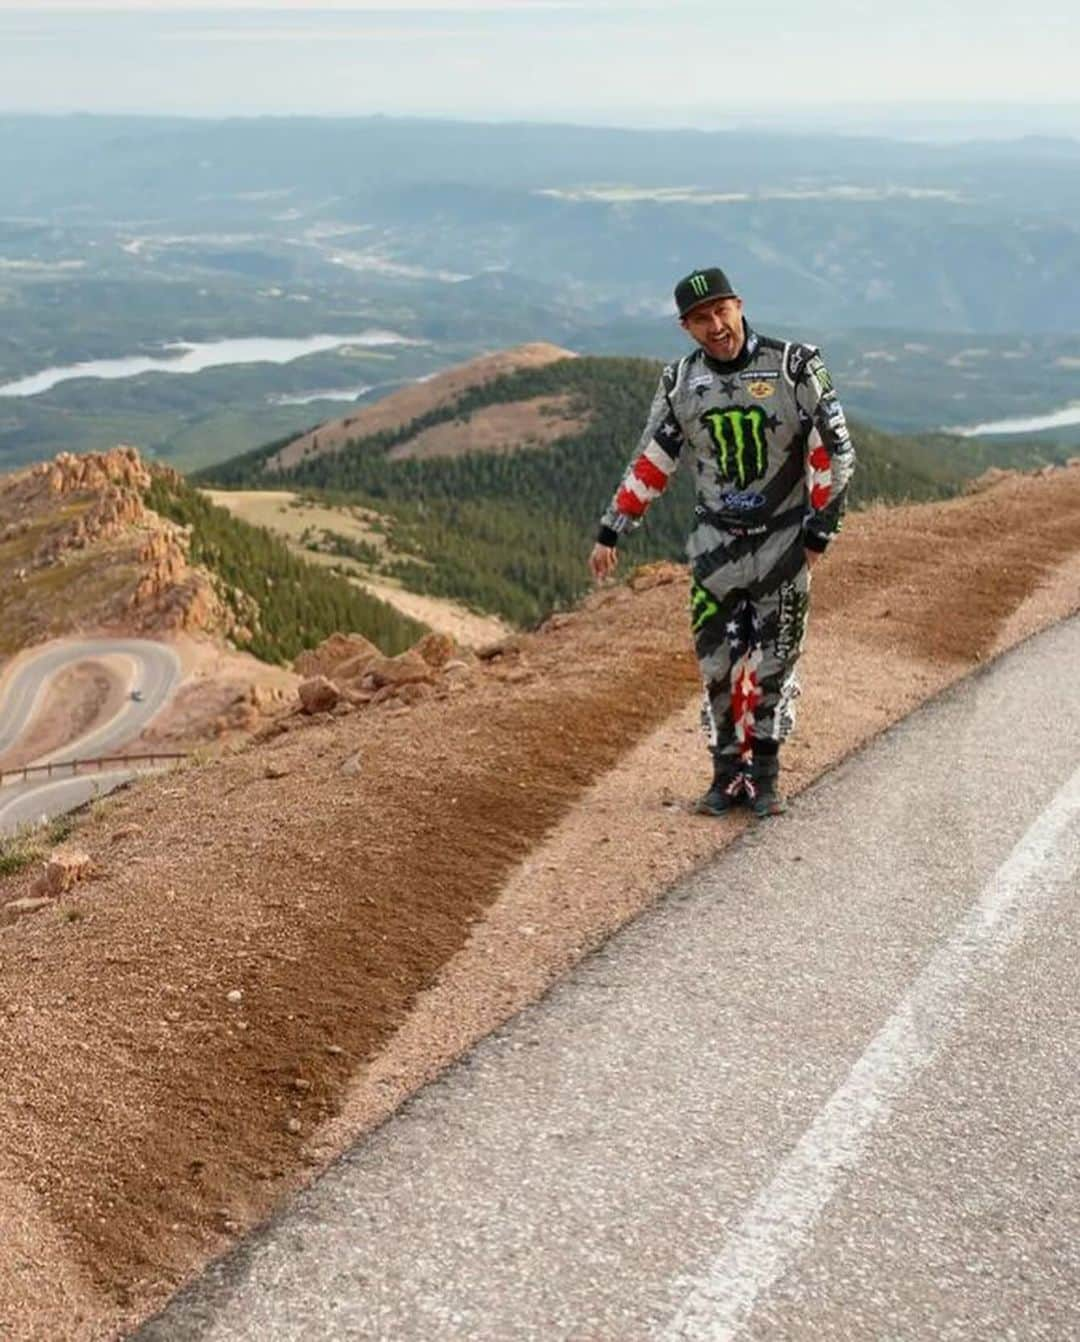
[674,267,737,318]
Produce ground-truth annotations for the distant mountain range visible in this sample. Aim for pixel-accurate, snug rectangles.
[0,114,1076,475]
[3,115,1078,331]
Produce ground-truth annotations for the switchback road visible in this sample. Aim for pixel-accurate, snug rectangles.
[0,639,181,835]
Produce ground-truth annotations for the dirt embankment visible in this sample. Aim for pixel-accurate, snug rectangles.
[0,465,1079,1341]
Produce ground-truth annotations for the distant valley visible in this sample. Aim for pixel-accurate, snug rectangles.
[0,115,1077,475]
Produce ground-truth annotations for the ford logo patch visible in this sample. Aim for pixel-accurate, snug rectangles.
[720,490,766,512]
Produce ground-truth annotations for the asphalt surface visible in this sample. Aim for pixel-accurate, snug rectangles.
[137,616,1080,1342]
[0,639,181,835]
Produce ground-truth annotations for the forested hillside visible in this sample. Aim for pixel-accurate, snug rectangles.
[198,356,969,627]
[146,470,426,663]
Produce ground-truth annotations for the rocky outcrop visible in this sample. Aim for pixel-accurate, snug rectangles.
[290,630,482,717]
[39,446,152,497]
[33,487,146,563]
[293,633,380,680]
[3,447,153,564]
[0,446,234,641]
[366,650,437,689]
[128,527,233,636]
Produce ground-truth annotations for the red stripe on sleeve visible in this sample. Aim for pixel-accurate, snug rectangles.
[810,483,831,510]
[809,445,831,471]
[616,485,647,517]
[633,455,668,492]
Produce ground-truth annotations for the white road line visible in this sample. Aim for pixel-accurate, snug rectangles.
[660,761,1080,1342]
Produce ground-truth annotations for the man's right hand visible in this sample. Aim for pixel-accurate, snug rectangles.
[588,542,618,584]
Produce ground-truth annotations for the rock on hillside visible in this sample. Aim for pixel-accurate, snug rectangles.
[0,446,239,656]
[290,628,479,719]
[266,341,577,473]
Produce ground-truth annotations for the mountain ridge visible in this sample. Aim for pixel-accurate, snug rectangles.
[199,351,973,626]
[265,341,578,473]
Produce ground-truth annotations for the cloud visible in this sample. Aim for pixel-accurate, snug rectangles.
[161,26,475,41]
[0,1,610,10]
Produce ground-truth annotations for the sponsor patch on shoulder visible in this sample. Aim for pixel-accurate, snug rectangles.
[807,353,834,395]
[689,374,713,389]
[785,344,814,381]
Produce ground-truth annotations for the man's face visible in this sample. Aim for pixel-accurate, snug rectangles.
[681,296,745,361]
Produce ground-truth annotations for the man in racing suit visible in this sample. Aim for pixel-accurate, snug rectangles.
[589,266,855,817]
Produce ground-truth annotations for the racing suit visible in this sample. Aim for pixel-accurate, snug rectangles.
[597,323,855,797]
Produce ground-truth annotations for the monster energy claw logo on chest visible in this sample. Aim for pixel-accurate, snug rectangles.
[701,406,769,487]
[689,273,710,298]
[690,581,719,633]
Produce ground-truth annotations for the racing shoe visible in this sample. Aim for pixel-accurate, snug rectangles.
[749,752,788,818]
[694,762,745,816]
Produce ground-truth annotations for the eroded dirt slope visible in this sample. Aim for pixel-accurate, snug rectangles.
[0,464,1079,1341]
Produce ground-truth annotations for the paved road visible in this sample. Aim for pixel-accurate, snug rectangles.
[0,639,181,835]
[137,617,1080,1342]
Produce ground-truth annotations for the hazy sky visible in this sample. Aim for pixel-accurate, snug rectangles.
[1,2,1078,127]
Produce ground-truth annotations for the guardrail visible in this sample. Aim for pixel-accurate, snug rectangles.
[0,752,188,786]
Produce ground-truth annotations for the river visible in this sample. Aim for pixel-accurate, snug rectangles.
[0,332,424,399]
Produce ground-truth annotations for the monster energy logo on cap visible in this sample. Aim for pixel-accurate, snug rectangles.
[675,265,737,317]
[702,406,769,488]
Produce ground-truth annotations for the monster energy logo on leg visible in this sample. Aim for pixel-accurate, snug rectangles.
[689,273,710,298]
[701,406,769,487]
[690,581,719,633]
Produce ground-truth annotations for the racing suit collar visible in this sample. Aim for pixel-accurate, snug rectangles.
[701,320,758,374]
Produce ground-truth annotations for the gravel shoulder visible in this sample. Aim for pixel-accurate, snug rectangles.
[0,466,1078,1341]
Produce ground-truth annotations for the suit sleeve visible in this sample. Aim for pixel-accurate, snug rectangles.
[596,364,685,546]
[794,348,856,553]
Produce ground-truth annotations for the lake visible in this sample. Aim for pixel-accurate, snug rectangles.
[270,384,375,407]
[953,403,1080,436]
[0,332,424,399]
